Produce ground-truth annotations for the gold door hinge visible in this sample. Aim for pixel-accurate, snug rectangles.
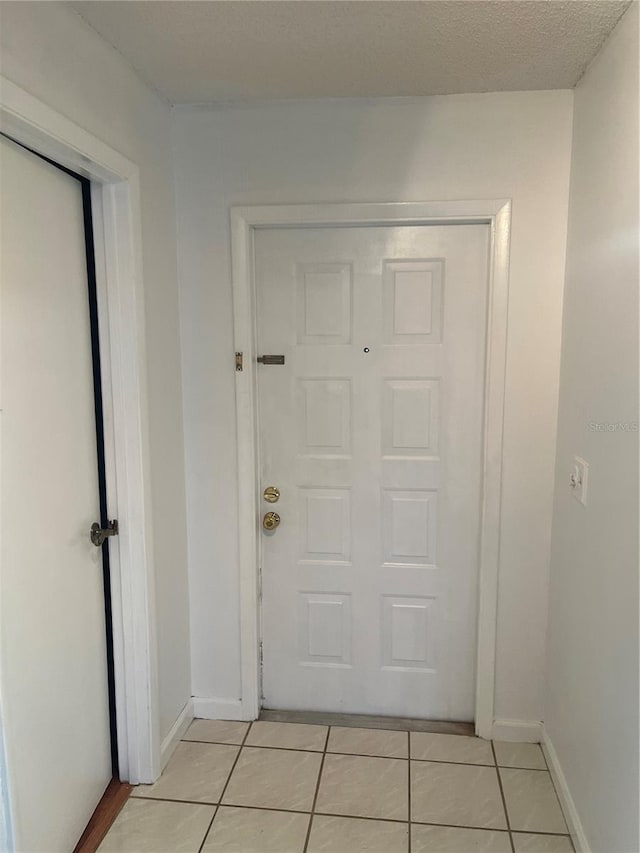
[235,352,243,372]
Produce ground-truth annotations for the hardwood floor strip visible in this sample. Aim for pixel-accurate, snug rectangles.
[74,778,132,853]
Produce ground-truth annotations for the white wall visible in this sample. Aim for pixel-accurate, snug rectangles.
[545,5,639,851]
[172,91,574,725]
[0,2,191,742]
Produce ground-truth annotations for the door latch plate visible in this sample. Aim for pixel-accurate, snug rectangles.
[90,519,119,547]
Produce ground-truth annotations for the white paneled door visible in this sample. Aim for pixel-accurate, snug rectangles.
[1,137,112,849]
[256,224,489,720]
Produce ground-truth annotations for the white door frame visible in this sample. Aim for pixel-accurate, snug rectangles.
[0,77,160,786]
[231,200,511,738]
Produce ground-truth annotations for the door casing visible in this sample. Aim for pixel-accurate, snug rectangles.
[0,74,160,829]
[231,200,511,739]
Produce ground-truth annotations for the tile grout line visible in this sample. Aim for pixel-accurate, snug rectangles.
[196,720,254,852]
[302,725,332,853]
[183,736,546,767]
[492,742,515,853]
[195,806,217,853]
[510,829,573,837]
[128,794,573,838]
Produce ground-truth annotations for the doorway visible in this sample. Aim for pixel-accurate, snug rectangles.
[231,201,511,737]
[0,81,162,847]
[256,223,488,720]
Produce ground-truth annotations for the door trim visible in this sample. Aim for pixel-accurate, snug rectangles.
[231,200,511,738]
[0,77,160,787]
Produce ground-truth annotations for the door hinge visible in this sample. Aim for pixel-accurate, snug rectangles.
[258,566,263,600]
[259,641,264,668]
[235,351,243,372]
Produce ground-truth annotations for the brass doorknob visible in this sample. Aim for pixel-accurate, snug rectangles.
[263,511,281,531]
[263,486,280,503]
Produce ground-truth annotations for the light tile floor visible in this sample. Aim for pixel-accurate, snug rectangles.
[99,720,573,853]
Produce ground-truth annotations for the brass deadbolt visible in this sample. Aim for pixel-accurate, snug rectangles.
[263,486,280,503]
[263,511,281,531]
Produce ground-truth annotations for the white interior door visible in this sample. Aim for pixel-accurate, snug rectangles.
[0,137,112,850]
[257,223,489,721]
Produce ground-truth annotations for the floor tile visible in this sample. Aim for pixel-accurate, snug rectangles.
[98,798,215,852]
[246,720,328,751]
[131,742,238,804]
[412,824,512,852]
[327,726,408,758]
[411,761,507,829]
[183,719,249,745]
[494,742,547,770]
[501,769,567,833]
[411,732,494,765]
[315,753,408,820]
[512,834,574,852]
[201,806,309,852]
[307,814,408,852]
[222,746,322,811]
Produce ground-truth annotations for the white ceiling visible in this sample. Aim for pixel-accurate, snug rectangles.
[69,0,630,105]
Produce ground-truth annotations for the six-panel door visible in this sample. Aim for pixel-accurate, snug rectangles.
[257,224,489,720]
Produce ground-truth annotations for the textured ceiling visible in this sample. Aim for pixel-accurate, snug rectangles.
[69,0,630,104]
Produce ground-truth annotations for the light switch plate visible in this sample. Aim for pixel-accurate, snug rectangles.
[570,456,588,506]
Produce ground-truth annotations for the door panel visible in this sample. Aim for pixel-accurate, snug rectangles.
[0,137,112,851]
[257,224,489,721]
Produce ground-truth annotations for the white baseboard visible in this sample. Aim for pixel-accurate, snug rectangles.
[192,697,253,721]
[160,698,194,770]
[491,718,543,742]
[542,728,591,853]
